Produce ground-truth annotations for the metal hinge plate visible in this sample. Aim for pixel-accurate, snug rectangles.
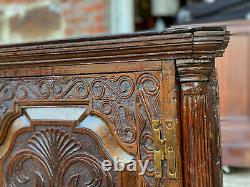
[152,119,178,179]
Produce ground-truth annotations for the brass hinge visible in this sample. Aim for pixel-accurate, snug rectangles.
[152,119,178,179]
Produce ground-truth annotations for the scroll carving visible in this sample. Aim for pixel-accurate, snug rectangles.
[136,73,161,185]
[0,75,136,147]
[0,74,161,150]
[0,26,230,187]
[0,72,162,186]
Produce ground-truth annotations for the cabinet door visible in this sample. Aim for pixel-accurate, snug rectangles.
[0,66,182,186]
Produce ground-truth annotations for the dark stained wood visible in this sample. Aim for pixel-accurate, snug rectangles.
[0,26,229,187]
[180,68,222,187]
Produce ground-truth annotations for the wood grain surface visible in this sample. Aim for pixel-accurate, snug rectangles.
[0,25,229,187]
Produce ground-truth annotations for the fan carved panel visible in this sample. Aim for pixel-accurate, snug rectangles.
[0,72,162,186]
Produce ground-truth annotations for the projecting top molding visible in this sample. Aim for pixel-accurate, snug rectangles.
[0,25,229,67]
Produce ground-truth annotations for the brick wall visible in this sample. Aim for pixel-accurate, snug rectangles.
[0,0,110,44]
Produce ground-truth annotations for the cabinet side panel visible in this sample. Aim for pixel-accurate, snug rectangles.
[180,69,222,187]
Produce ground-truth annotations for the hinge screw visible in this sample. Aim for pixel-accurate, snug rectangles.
[168,146,173,152]
[155,169,160,175]
[169,169,175,176]
[167,122,173,129]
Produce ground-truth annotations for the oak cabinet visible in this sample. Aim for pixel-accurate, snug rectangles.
[0,26,229,187]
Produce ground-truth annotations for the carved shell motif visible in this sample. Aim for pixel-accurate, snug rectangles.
[28,128,82,172]
[7,128,112,187]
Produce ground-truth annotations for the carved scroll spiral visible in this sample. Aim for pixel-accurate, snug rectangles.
[7,128,112,187]
[137,73,160,119]
[0,81,14,101]
[0,81,13,116]
[99,100,136,143]
[51,78,90,99]
[0,75,134,111]
[90,76,134,99]
[0,75,136,146]
[136,73,161,181]
[137,73,160,96]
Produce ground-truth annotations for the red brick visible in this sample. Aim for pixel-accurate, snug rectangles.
[3,0,40,4]
[81,5,95,13]
[81,28,92,34]
[73,0,82,3]
[91,25,106,33]
[61,0,81,3]
[63,9,74,18]
[94,14,104,23]
[66,16,87,24]
[94,2,106,11]
[65,28,76,36]
[4,0,109,41]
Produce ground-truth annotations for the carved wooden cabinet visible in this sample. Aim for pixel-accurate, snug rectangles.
[0,26,229,187]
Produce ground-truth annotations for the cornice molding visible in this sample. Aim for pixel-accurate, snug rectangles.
[0,26,229,68]
[176,59,214,82]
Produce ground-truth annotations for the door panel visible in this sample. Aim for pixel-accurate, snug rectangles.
[0,70,181,186]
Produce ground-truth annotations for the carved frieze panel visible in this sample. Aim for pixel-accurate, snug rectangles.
[0,72,163,186]
[0,75,137,153]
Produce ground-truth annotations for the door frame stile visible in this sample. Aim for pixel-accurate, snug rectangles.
[159,60,183,187]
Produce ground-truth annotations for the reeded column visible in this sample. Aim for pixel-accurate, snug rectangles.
[174,24,229,187]
[176,30,229,186]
